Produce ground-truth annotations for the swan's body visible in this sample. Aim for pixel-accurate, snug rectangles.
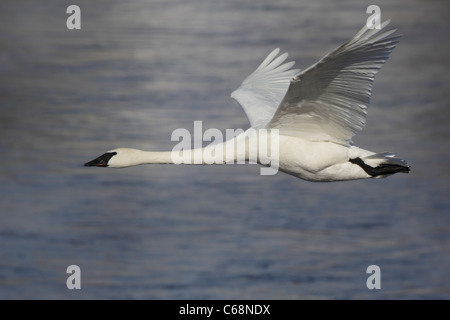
[85,20,410,182]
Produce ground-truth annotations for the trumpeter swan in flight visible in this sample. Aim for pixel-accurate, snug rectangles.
[85,20,410,182]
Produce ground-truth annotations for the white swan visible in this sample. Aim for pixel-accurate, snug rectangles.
[85,20,410,182]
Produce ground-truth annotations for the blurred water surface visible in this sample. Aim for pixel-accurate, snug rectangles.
[0,0,449,299]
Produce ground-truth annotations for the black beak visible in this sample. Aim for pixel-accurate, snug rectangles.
[84,152,117,167]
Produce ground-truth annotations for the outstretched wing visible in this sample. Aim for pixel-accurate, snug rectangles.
[231,48,300,128]
[267,20,401,145]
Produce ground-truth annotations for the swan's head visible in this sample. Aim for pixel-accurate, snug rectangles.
[84,148,141,168]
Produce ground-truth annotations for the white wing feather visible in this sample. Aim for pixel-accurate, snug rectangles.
[231,48,300,128]
[267,20,401,145]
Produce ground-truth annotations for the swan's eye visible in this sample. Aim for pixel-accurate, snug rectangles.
[84,152,117,167]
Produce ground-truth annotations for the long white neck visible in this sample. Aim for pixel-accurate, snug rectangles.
[122,148,232,165]
[108,129,278,170]
[108,138,243,168]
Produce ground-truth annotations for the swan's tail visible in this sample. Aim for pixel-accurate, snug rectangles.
[350,152,410,178]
